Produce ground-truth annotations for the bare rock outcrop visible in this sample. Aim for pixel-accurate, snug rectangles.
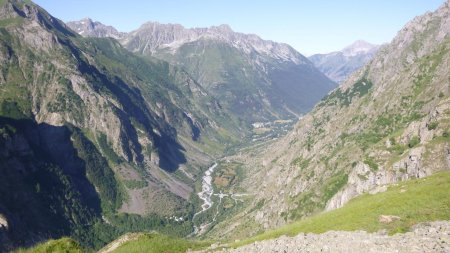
[200,221,450,253]
[0,214,8,229]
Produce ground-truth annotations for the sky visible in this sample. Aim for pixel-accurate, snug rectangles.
[33,0,445,56]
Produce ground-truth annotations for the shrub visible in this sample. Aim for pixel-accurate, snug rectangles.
[427,122,438,130]
[364,157,379,171]
[408,136,420,148]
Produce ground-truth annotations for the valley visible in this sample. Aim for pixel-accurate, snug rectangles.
[1,0,450,252]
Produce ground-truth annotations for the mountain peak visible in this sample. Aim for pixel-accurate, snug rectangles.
[140,21,185,30]
[211,24,233,33]
[309,40,380,83]
[67,18,124,39]
[342,40,378,57]
[80,17,93,24]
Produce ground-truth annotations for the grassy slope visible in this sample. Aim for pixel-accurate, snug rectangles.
[231,170,450,248]
[14,238,83,253]
[108,233,209,253]
[13,233,209,253]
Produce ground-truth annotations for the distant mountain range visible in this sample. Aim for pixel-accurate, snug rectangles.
[309,40,381,83]
[68,19,336,122]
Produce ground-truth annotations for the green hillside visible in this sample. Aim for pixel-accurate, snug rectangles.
[231,170,450,248]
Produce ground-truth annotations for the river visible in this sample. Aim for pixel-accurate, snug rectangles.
[193,162,218,219]
[190,162,251,236]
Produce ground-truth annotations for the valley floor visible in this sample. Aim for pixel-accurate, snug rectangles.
[196,221,450,253]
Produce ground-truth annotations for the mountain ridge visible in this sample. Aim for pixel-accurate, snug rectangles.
[309,40,380,83]
[68,18,337,123]
[68,19,307,64]
[67,17,124,39]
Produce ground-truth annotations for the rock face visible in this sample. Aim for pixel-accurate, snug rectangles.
[199,221,450,253]
[122,23,306,64]
[0,214,7,229]
[326,147,428,211]
[68,19,337,123]
[205,0,450,239]
[309,40,380,83]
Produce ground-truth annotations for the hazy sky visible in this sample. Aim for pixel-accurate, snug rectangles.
[33,0,445,56]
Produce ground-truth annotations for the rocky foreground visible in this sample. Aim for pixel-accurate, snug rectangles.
[194,221,450,253]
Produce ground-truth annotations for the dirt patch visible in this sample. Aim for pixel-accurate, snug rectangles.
[378,215,401,224]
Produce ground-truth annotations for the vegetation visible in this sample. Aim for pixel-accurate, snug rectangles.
[95,133,122,165]
[289,171,348,220]
[408,136,420,148]
[70,129,123,214]
[14,238,83,253]
[0,116,196,251]
[123,180,148,189]
[0,117,103,250]
[353,111,425,151]
[231,171,450,248]
[110,233,209,253]
[291,156,311,170]
[364,157,379,171]
[16,233,209,253]
[321,77,373,107]
[427,121,439,130]
[321,172,348,203]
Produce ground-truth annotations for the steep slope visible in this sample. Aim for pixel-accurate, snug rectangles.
[14,237,84,253]
[0,0,242,251]
[309,40,380,83]
[207,0,450,239]
[0,117,113,251]
[68,20,337,123]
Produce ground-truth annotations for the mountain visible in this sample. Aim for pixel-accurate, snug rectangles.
[205,0,450,240]
[67,18,124,39]
[68,20,337,123]
[5,0,450,252]
[309,40,380,83]
[0,0,247,250]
